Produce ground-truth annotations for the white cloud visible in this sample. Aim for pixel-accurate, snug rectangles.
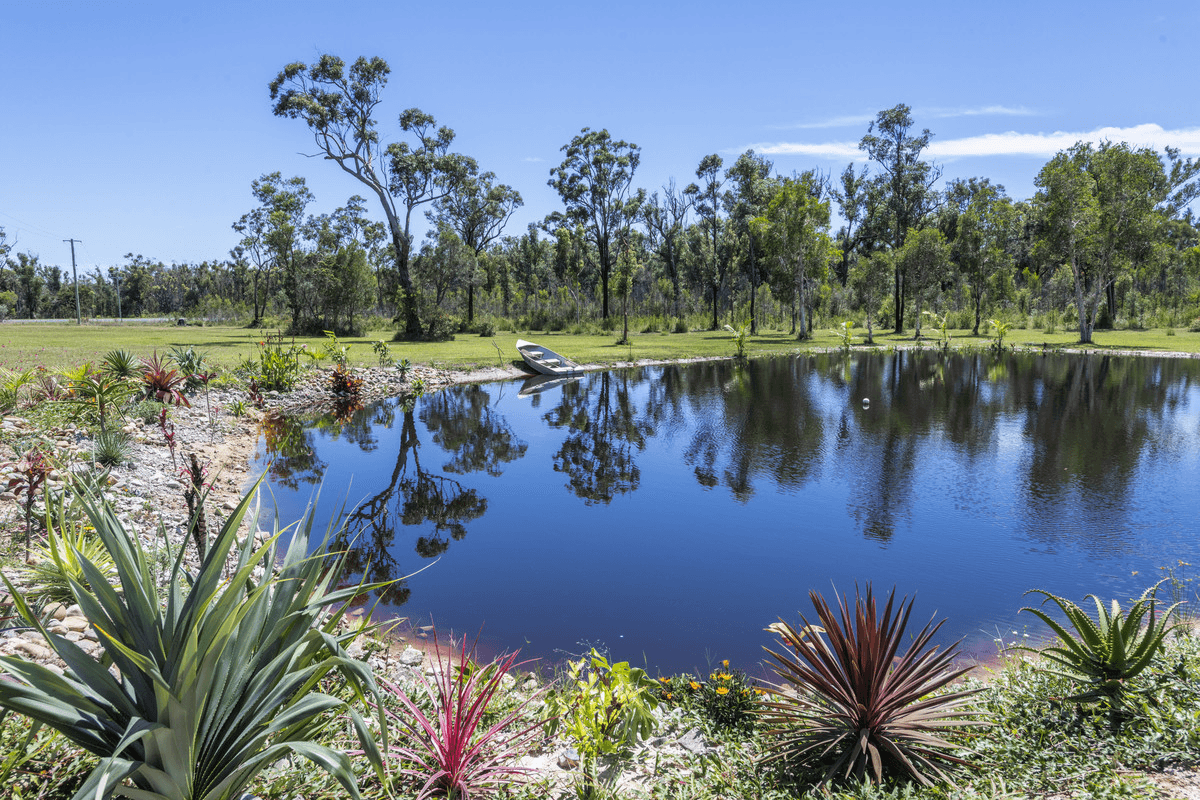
[523,156,544,163]
[769,114,875,131]
[741,140,863,159]
[929,105,1038,118]
[746,124,1200,163]
[929,124,1200,158]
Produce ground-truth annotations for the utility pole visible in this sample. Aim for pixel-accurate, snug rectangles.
[64,238,82,324]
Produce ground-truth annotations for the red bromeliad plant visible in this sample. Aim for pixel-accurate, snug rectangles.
[3,444,53,558]
[140,352,190,406]
[382,633,546,800]
[760,584,984,788]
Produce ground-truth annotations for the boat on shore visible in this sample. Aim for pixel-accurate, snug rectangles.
[516,339,582,376]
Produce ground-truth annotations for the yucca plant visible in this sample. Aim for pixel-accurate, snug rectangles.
[93,428,134,467]
[382,633,546,800]
[100,349,141,380]
[1019,582,1179,723]
[760,585,983,787]
[0,481,387,800]
[24,512,118,604]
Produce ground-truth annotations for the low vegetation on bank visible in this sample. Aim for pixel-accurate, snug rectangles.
[3,336,1200,799]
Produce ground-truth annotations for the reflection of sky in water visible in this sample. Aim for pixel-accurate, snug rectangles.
[255,352,1200,676]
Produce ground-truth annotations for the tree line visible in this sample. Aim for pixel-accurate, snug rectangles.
[3,53,1198,345]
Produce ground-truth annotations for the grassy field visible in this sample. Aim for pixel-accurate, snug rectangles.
[2,319,1199,374]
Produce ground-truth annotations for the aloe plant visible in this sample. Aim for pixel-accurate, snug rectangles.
[382,633,545,800]
[0,481,387,800]
[1019,582,1178,720]
[760,585,983,787]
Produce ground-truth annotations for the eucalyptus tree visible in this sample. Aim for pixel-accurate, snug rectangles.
[850,251,891,343]
[942,178,1016,334]
[859,104,942,331]
[833,163,886,286]
[232,172,314,328]
[724,151,779,334]
[689,153,728,328]
[412,225,473,309]
[895,227,950,339]
[641,179,694,321]
[752,172,833,339]
[547,127,645,320]
[431,170,523,323]
[270,55,473,338]
[1033,141,1198,343]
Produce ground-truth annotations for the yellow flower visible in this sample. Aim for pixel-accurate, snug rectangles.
[659,677,669,683]
[717,673,731,681]
[689,681,700,691]
[716,687,729,695]
[722,659,729,668]
[666,692,673,700]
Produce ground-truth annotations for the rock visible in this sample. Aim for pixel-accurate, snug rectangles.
[676,728,707,755]
[62,616,90,633]
[12,639,53,660]
[397,646,424,666]
[43,602,70,621]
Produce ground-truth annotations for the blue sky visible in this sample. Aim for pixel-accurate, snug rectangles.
[4,0,1198,272]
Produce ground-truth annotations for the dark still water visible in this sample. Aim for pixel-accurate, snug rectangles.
[253,351,1200,676]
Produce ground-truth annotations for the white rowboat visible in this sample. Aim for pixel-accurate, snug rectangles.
[516,339,581,376]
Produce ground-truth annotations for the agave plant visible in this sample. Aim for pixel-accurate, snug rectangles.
[100,349,141,379]
[0,481,387,800]
[1019,583,1179,718]
[382,632,546,800]
[760,585,983,787]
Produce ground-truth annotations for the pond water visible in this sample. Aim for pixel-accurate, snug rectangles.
[253,351,1200,676]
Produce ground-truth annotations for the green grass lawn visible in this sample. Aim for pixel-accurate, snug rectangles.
[2,319,1199,375]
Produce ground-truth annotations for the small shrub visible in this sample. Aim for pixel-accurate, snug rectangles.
[1166,327,1176,336]
[673,318,689,334]
[100,349,140,379]
[543,649,659,793]
[372,339,394,367]
[476,319,496,337]
[329,364,364,398]
[93,429,133,467]
[130,399,164,424]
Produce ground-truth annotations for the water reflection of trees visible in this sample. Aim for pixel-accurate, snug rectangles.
[421,385,528,475]
[260,412,327,490]
[543,370,654,504]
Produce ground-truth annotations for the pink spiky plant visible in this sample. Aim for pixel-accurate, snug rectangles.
[382,632,546,799]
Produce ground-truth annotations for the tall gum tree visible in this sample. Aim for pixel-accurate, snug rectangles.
[689,154,727,329]
[270,55,469,339]
[547,128,644,320]
[859,104,942,332]
[430,170,522,323]
[1034,141,1198,343]
[942,178,1016,335]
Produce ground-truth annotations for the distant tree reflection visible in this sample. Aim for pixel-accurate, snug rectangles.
[543,370,653,504]
[420,384,528,475]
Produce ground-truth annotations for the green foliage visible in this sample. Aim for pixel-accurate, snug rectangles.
[243,331,306,391]
[658,662,763,732]
[167,345,209,392]
[67,371,134,433]
[987,318,1010,350]
[92,428,133,467]
[24,511,118,604]
[922,310,950,346]
[130,399,165,425]
[0,367,37,413]
[0,483,387,800]
[229,399,249,418]
[832,320,856,351]
[543,649,659,790]
[322,330,351,368]
[1019,582,1179,719]
[0,713,97,798]
[760,585,982,787]
[722,322,750,359]
[371,339,393,367]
